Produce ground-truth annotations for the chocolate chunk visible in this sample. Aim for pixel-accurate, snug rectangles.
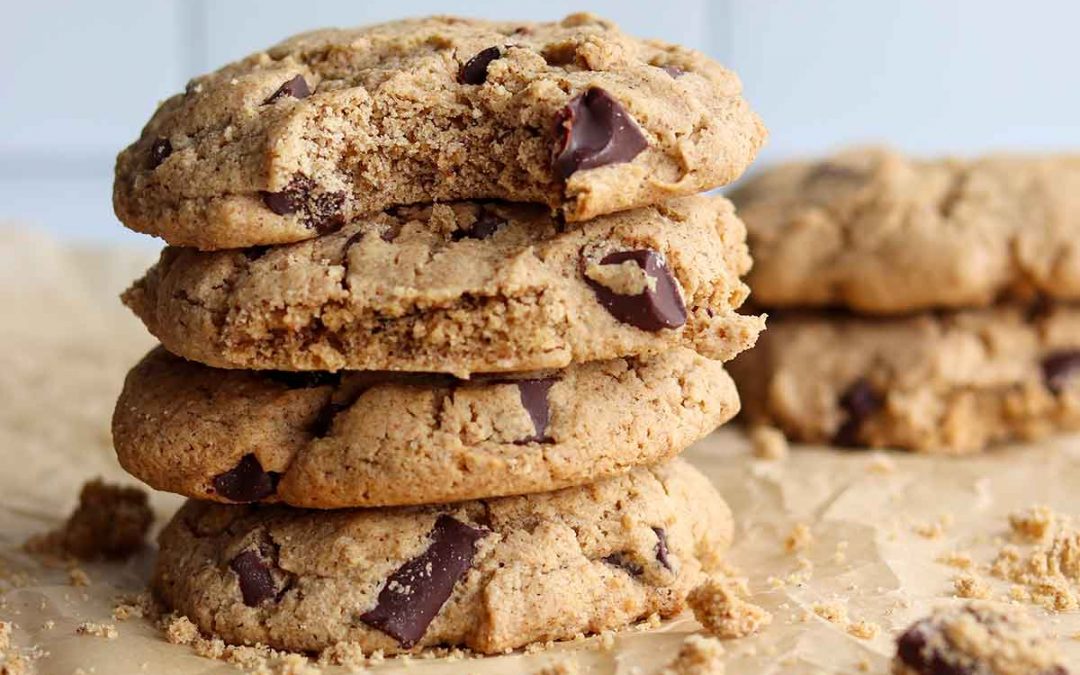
[211,454,279,502]
[229,549,277,607]
[660,65,685,78]
[515,378,556,444]
[833,378,883,448]
[264,74,311,104]
[451,208,505,241]
[261,177,309,216]
[653,527,672,571]
[585,249,687,332]
[266,371,341,389]
[149,138,172,169]
[897,613,1068,675]
[603,552,644,577]
[458,46,501,85]
[243,246,270,261]
[261,175,345,234]
[552,87,648,178]
[359,515,487,647]
[1042,350,1080,395]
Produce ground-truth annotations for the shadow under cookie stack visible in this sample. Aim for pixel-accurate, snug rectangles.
[109,14,766,656]
[730,148,1080,454]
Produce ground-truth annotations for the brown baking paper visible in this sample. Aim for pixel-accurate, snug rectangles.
[2,230,1080,674]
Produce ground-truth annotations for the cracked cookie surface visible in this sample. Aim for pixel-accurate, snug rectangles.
[153,459,732,654]
[732,148,1080,314]
[114,346,739,508]
[122,196,763,375]
[114,13,765,250]
[730,305,1080,453]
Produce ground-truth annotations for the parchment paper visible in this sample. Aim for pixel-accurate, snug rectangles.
[2,229,1079,674]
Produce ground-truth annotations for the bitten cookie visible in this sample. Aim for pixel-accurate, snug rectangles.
[153,459,732,655]
[114,13,765,250]
[122,196,763,375]
[113,346,739,508]
[893,603,1068,675]
[732,148,1080,314]
[730,305,1080,453]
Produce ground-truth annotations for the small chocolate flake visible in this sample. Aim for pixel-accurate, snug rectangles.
[653,527,672,571]
[585,249,687,332]
[451,208,505,241]
[149,138,172,169]
[515,378,556,444]
[359,515,487,647]
[211,454,279,502]
[833,378,883,448]
[660,65,685,78]
[603,552,644,577]
[1042,350,1080,395]
[552,87,648,178]
[229,549,277,607]
[264,74,311,104]
[458,46,501,85]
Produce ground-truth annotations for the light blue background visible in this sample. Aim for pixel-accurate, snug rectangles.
[2,0,1077,245]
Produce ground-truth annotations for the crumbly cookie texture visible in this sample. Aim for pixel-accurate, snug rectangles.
[114,346,739,508]
[114,13,765,250]
[24,479,152,560]
[732,147,1080,314]
[730,305,1080,452]
[153,459,732,655]
[892,603,1068,675]
[123,197,762,375]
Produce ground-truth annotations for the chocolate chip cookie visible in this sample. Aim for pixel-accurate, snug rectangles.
[114,13,765,250]
[122,196,763,375]
[153,459,732,654]
[894,603,1068,675]
[732,148,1080,314]
[113,346,739,508]
[730,305,1080,453]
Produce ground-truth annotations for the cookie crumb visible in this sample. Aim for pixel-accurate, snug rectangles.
[784,523,813,554]
[846,619,879,640]
[687,577,771,639]
[1009,505,1056,540]
[750,425,788,460]
[866,453,896,475]
[953,573,992,600]
[534,660,580,675]
[113,592,155,621]
[936,550,974,570]
[75,622,117,640]
[24,479,152,561]
[659,634,725,674]
[68,567,90,587]
[811,602,848,626]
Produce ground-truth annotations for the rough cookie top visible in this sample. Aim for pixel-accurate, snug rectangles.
[154,459,732,654]
[114,13,766,250]
[122,196,763,375]
[893,603,1068,675]
[732,147,1080,314]
[113,346,740,508]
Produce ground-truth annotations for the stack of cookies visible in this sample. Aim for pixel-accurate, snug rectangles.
[109,15,767,655]
[730,148,1080,453]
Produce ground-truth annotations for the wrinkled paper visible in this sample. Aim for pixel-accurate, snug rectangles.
[2,230,1079,674]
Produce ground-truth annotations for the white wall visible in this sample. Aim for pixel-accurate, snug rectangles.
[2,0,1077,244]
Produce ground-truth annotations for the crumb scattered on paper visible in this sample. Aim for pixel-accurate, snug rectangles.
[24,479,152,561]
[784,523,813,554]
[750,426,788,461]
[688,577,771,639]
[76,622,117,639]
[953,573,992,600]
[659,634,726,674]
